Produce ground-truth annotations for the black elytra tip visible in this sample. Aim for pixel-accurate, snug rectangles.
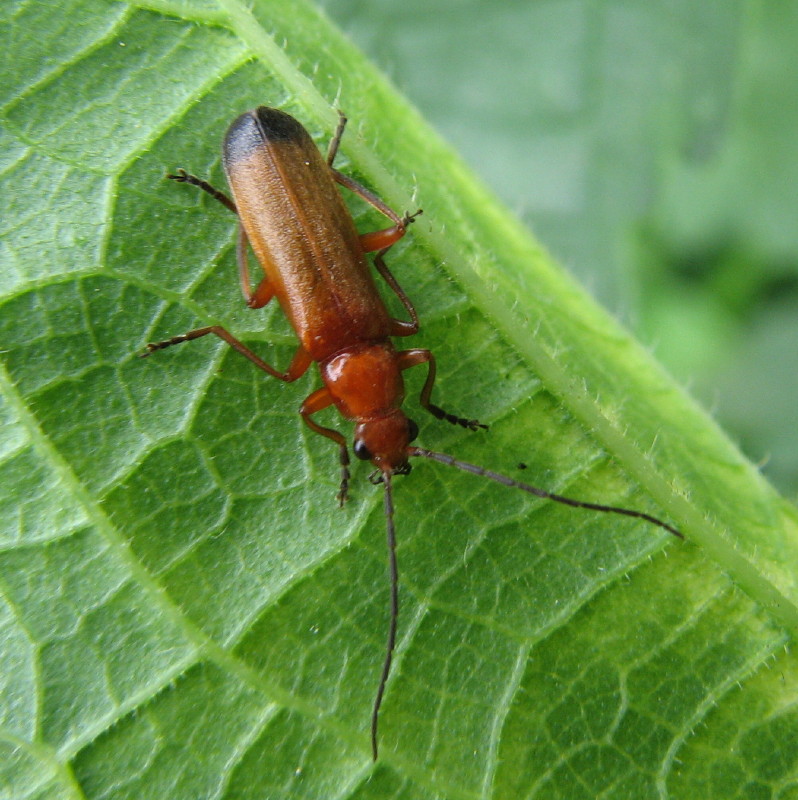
[253,106,308,142]
[224,107,311,166]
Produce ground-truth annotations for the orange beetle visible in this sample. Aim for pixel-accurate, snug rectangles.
[143,107,681,760]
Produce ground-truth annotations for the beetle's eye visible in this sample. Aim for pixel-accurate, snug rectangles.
[353,439,372,461]
[407,419,419,442]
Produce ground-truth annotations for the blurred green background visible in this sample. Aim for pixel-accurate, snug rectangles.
[318,0,798,501]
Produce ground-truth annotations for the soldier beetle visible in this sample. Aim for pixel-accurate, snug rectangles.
[142,106,681,760]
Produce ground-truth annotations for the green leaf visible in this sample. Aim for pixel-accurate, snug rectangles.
[1,1,797,798]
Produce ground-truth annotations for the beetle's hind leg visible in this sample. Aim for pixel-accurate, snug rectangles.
[168,169,237,214]
[326,111,348,166]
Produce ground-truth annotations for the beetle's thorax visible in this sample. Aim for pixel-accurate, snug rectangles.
[320,342,405,421]
[320,342,411,471]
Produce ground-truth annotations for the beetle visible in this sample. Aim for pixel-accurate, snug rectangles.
[142,106,681,760]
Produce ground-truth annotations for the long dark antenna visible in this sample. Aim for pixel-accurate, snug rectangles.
[372,469,399,761]
[409,447,683,539]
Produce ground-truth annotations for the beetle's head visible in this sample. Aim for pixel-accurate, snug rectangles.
[353,411,419,474]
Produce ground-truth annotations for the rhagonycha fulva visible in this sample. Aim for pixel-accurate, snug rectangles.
[142,106,682,760]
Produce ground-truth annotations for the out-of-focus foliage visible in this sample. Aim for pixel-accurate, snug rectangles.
[321,0,798,499]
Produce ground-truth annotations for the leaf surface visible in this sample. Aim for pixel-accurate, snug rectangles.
[1,1,797,798]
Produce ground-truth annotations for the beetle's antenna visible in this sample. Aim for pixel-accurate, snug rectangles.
[371,469,399,760]
[409,447,682,539]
